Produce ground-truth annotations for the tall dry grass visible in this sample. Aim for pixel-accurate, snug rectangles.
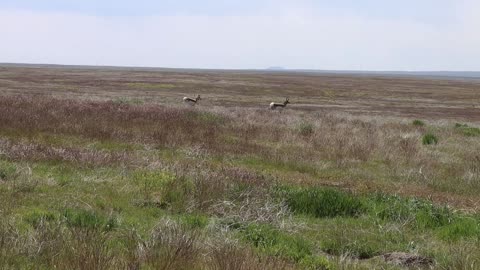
[0,217,293,270]
[1,94,480,199]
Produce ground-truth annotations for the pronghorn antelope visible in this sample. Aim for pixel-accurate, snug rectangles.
[183,95,201,105]
[270,98,290,110]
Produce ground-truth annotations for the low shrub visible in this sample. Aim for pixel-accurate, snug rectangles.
[437,217,480,241]
[62,209,117,231]
[369,194,453,229]
[412,120,425,126]
[297,122,315,136]
[208,241,293,270]
[144,221,200,270]
[179,214,209,229]
[455,123,480,137]
[24,209,57,228]
[195,111,227,125]
[113,97,144,105]
[320,236,380,259]
[241,224,312,262]
[132,170,189,210]
[299,255,332,270]
[422,133,438,145]
[0,161,16,181]
[278,186,365,218]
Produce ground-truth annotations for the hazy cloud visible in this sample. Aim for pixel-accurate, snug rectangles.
[1,1,479,70]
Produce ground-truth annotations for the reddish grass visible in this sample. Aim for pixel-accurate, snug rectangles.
[0,95,222,147]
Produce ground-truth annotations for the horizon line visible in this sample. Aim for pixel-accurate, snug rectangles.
[1,62,480,74]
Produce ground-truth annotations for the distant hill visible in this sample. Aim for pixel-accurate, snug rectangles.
[291,70,480,80]
[1,63,480,80]
[266,66,286,71]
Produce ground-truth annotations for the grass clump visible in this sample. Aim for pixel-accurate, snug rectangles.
[422,133,438,145]
[112,97,144,105]
[412,119,425,126]
[369,194,453,229]
[132,170,190,210]
[455,123,480,137]
[320,234,381,259]
[278,186,365,218]
[297,122,315,136]
[195,111,226,125]
[0,160,16,181]
[178,214,209,229]
[24,209,57,228]
[62,209,117,231]
[241,224,332,269]
[437,217,480,241]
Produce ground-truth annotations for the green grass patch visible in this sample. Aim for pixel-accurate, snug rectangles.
[455,123,480,137]
[437,217,480,241]
[88,140,144,151]
[277,186,365,218]
[177,214,210,229]
[62,208,117,231]
[368,194,453,229]
[422,133,439,145]
[0,160,17,181]
[240,224,333,269]
[192,111,227,125]
[131,170,176,191]
[113,97,144,105]
[412,119,425,126]
[311,217,410,259]
[240,156,318,176]
[297,122,315,136]
[132,170,191,211]
[23,208,57,228]
[32,162,123,186]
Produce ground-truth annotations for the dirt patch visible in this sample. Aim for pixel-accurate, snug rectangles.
[382,252,434,268]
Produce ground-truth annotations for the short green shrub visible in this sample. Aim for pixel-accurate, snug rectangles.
[297,122,315,136]
[412,119,425,126]
[242,224,313,262]
[160,177,192,211]
[455,123,480,137]
[132,170,176,191]
[12,172,39,193]
[0,161,16,181]
[437,217,480,241]
[194,111,226,125]
[62,209,117,231]
[369,195,453,229]
[320,236,381,259]
[463,128,480,137]
[422,133,438,145]
[179,214,209,229]
[278,187,365,218]
[132,170,188,209]
[24,209,57,228]
[113,97,144,105]
[300,255,333,270]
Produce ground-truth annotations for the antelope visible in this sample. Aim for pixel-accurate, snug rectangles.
[270,98,290,110]
[183,95,201,105]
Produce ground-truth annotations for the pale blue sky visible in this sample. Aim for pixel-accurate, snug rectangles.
[1,0,479,70]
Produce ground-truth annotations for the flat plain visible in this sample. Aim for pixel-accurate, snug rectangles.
[1,65,480,269]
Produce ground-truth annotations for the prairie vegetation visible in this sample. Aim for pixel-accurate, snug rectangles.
[1,66,480,269]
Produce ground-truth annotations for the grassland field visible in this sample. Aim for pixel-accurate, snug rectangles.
[0,65,480,269]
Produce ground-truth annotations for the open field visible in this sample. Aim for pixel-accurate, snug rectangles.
[1,65,480,269]
[1,65,480,122]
